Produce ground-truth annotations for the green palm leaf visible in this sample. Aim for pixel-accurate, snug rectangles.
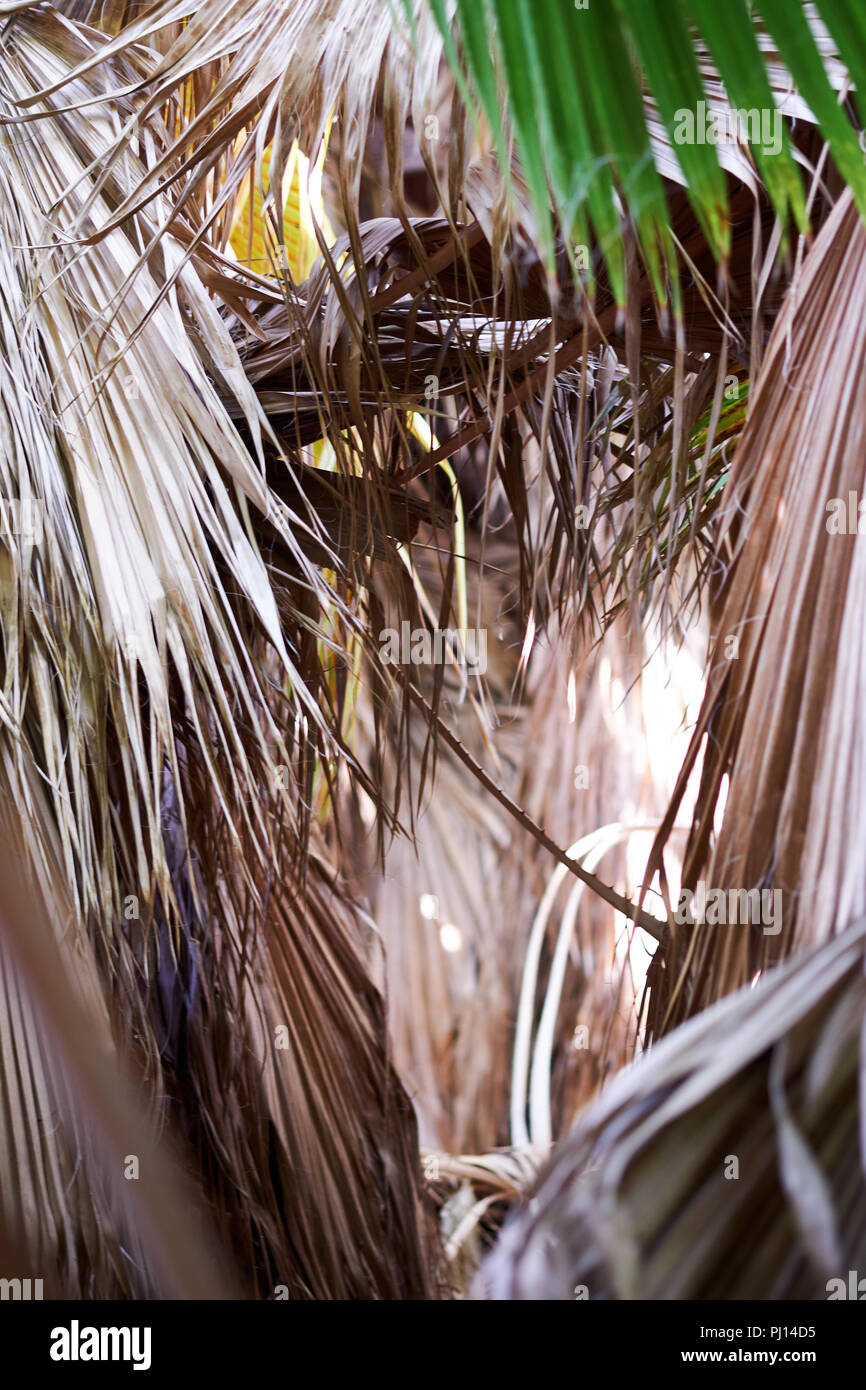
[427,0,866,300]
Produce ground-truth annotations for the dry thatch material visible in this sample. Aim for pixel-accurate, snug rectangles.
[478,919,866,1300]
[0,5,460,1299]
[423,1146,541,1297]
[0,827,233,1298]
[644,189,866,1035]
[4,0,866,1304]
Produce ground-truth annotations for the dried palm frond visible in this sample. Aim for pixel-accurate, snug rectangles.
[503,630,662,1144]
[0,9,448,1297]
[644,189,866,1034]
[0,826,232,1298]
[334,531,521,1156]
[478,918,866,1300]
[6,0,866,1305]
[340,499,702,1156]
[3,1,832,664]
[423,1145,541,1297]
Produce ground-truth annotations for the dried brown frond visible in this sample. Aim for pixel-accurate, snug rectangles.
[479,920,866,1300]
[644,190,866,1034]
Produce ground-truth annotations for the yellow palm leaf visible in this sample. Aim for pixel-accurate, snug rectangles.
[230,127,332,282]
